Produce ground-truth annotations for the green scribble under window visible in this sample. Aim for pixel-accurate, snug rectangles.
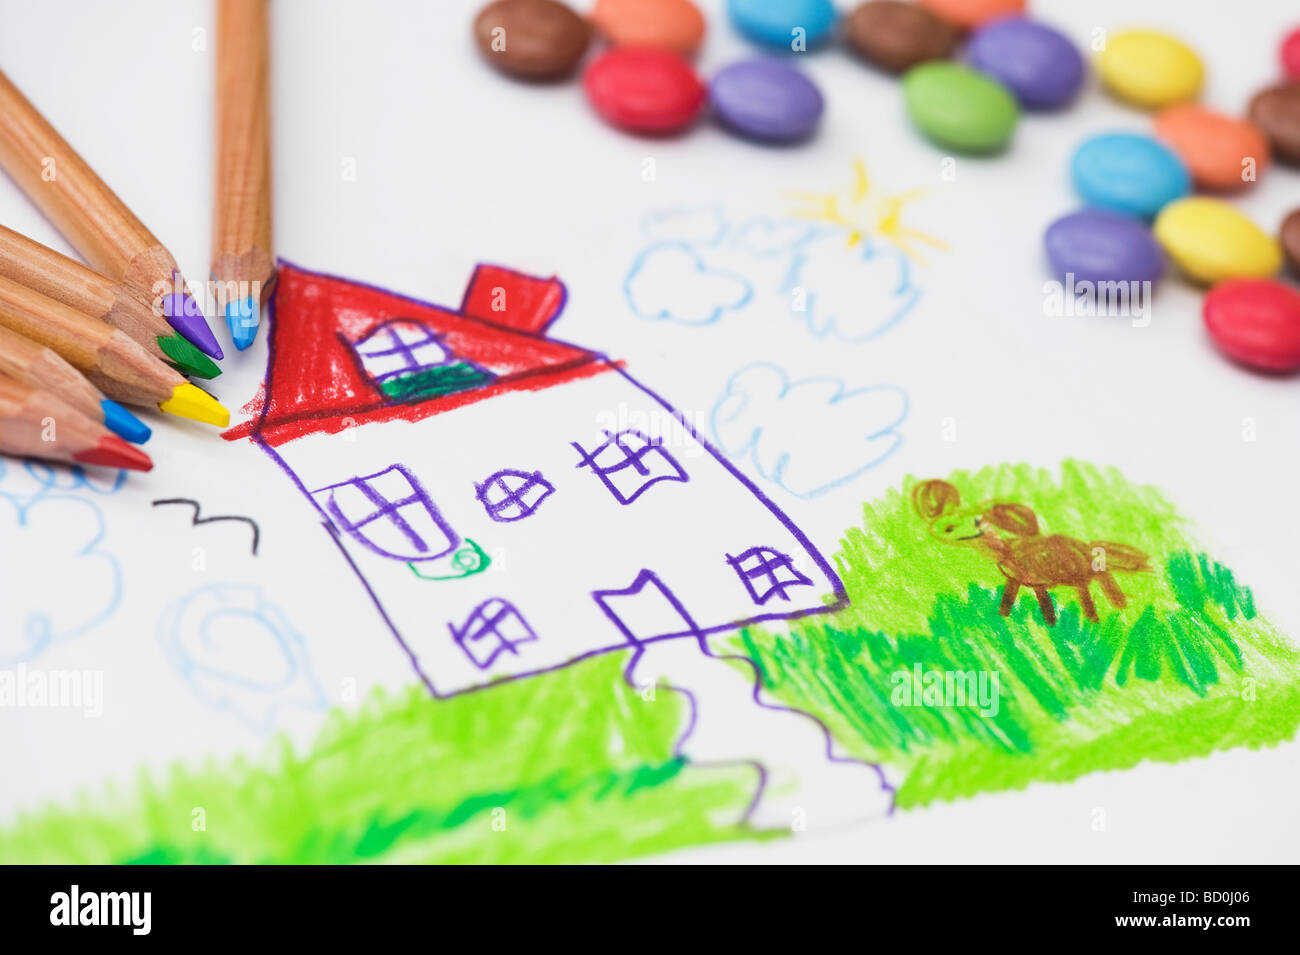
[379,361,493,403]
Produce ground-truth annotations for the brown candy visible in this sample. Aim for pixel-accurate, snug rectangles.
[844,0,961,74]
[1282,208,1300,275]
[1248,82,1300,166]
[473,0,590,80]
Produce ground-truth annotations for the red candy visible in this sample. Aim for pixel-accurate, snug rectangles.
[1283,27,1300,79]
[1203,278,1300,373]
[582,48,706,134]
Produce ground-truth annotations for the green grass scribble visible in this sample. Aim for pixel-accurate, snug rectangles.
[729,460,1300,808]
[0,652,768,864]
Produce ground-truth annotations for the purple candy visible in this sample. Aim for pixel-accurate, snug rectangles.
[710,59,824,142]
[967,17,1084,110]
[1044,208,1165,286]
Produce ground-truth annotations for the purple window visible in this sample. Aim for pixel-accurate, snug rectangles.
[726,546,813,605]
[571,429,688,505]
[449,598,539,669]
[350,320,450,383]
[313,464,458,562]
[476,469,554,522]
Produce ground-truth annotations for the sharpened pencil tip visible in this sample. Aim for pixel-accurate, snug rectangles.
[162,291,225,360]
[100,400,152,444]
[225,295,261,351]
[158,382,230,427]
[74,435,154,471]
[157,334,222,379]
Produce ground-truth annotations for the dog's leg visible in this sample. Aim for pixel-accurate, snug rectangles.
[999,579,1021,616]
[1097,571,1127,609]
[1033,586,1056,625]
[1076,583,1099,622]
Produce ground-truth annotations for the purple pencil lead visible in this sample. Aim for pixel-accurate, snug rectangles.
[162,289,224,360]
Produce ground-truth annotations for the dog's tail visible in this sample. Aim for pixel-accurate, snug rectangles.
[1091,541,1151,573]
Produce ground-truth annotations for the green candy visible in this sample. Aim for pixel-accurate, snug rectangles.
[902,62,1019,154]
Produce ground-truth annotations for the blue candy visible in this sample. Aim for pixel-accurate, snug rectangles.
[727,0,837,50]
[1071,132,1191,220]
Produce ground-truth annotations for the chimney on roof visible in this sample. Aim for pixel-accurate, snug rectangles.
[460,265,567,336]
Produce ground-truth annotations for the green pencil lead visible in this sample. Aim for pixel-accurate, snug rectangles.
[157,333,221,379]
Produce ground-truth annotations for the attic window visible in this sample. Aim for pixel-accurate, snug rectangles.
[571,429,688,505]
[726,546,813,605]
[313,463,458,562]
[349,319,494,403]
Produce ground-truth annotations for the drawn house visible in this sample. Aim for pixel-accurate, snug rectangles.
[228,262,846,697]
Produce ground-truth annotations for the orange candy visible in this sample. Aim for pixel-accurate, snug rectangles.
[916,0,1025,30]
[591,0,706,56]
[1153,104,1271,191]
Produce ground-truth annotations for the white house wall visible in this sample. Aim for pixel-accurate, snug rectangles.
[264,370,841,696]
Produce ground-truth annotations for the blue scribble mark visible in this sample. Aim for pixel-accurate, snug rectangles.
[709,362,908,500]
[730,217,819,258]
[641,205,730,246]
[0,462,125,664]
[624,242,753,326]
[158,583,327,733]
[781,232,923,344]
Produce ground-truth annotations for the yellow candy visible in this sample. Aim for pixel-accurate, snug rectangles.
[1097,29,1203,108]
[1153,198,1282,284]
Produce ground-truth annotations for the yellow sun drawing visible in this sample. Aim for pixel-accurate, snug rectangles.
[787,158,949,265]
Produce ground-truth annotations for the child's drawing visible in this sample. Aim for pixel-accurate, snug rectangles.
[624,159,939,344]
[913,478,1151,625]
[624,243,752,326]
[152,498,261,556]
[710,362,907,500]
[0,461,123,664]
[732,461,1300,808]
[225,262,849,699]
[158,583,327,732]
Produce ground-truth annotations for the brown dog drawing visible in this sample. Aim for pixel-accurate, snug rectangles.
[912,479,1150,626]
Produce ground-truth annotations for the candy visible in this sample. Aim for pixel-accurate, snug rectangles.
[916,0,1024,30]
[1282,208,1300,274]
[473,0,591,80]
[1096,29,1203,108]
[902,61,1019,153]
[1248,83,1300,166]
[1152,105,1270,191]
[1282,27,1300,79]
[1071,133,1190,220]
[590,0,706,57]
[1202,279,1300,373]
[710,59,824,142]
[1153,198,1282,284]
[582,48,706,133]
[726,0,837,50]
[966,17,1085,110]
[1043,209,1164,286]
[843,1,960,74]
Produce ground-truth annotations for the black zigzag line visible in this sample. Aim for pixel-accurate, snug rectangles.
[152,498,261,556]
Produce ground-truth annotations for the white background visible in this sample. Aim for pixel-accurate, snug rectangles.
[0,0,1297,863]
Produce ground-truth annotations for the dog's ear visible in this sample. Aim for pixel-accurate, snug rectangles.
[913,479,961,519]
[985,502,1039,537]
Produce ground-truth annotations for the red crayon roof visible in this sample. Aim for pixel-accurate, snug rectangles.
[224,263,615,447]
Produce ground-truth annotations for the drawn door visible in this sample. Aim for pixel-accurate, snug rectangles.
[592,569,701,645]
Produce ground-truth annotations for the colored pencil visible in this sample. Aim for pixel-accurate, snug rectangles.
[0,223,219,379]
[213,0,275,351]
[0,275,228,427]
[0,323,150,443]
[0,372,151,471]
[0,68,223,359]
